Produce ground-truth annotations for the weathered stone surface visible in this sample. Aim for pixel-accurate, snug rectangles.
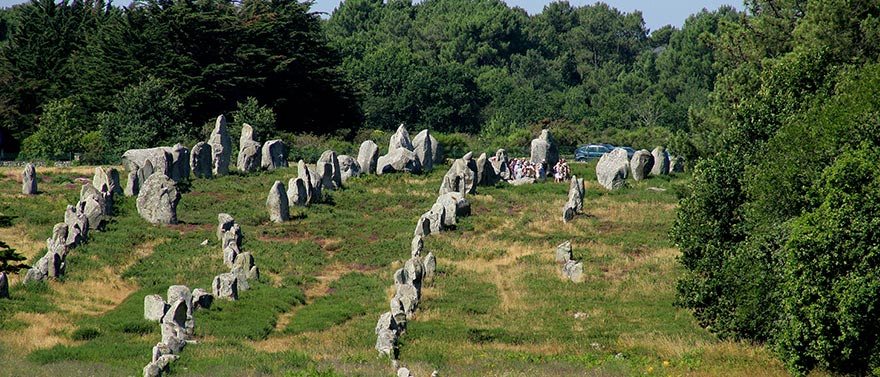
[0,271,8,299]
[412,129,434,172]
[298,160,322,204]
[121,147,164,172]
[212,273,238,300]
[438,157,476,196]
[414,214,431,237]
[192,288,213,310]
[79,194,104,231]
[390,296,407,332]
[556,241,572,263]
[475,152,499,186]
[143,362,162,377]
[190,142,213,179]
[261,139,287,170]
[596,148,629,191]
[393,268,409,287]
[209,115,232,176]
[377,147,422,175]
[22,163,36,195]
[562,176,583,223]
[424,252,436,280]
[671,155,685,173]
[136,174,180,224]
[47,223,68,258]
[161,299,190,340]
[217,213,235,241]
[287,177,309,207]
[404,257,425,295]
[237,137,261,173]
[562,260,584,283]
[337,154,360,184]
[575,177,584,212]
[428,202,445,234]
[93,167,121,195]
[630,149,654,181]
[491,149,511,180]
[144,294,167,321]
[222,223,242,254]
[317,150,341,190]
[267,180,289,223]
[375,311,399,357]
[389,124,413,151]
[223,244,239,269]
[64,207,89,247]
[357,140,380,175]
[169,143,191,182]
[151,149,174,178]
[650,146,669,176]
[436,191,470,226]
[530,129,559,167]
[394,283,419,317]
[166,285,193,317]
[139,159,154,185]
[411,235,423,258]
[152,342,171,363]
[125,167,140,197]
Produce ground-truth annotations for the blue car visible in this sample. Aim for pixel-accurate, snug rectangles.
[575,144,612,161]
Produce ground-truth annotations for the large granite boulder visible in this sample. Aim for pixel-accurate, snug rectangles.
[630,149,654,181]
[168,143,191,182]
[490,149,511,180]
[436,191,470,226]
[530,129,559,167]
[412,129,434,172]
[93,167,121,196]
[377,147,421,175]
[475,152,499,186]
[431,133,443,164]
[138,159,154,185]
[317,150,342,190]
[389,124,413,151]
[261,139,287,170]
[150,149,174,178]
[596,148,629,191]
[375,311,399,357]
[650,146,669,176]
[438,157,476,196]
[287,177,309,207]
[237,124,261,173]
[208,115,232,176]
[297,160,322,204]
[267,180,289,223]
[190,142,213,179]
[192,288,213,310]
[22,163,36,195]
[337,155,360,184]
[136,174,180,224]
[357,140,379,174]
[212,273,239,300]
[144,294,168,321]
[217,213,235,241]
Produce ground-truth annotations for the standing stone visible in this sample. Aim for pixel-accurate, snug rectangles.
[297,160,321,204]
[439,158,476,196]
[411,235,423,257]
[377,148,421,175]
[430,133,443,165]
[0,271,8,299]
[389,124,413,151]
[414,216,431,237]
[475,152,498,186]
[412,129,434,172]
[337,155,360,184]
[217,213,235,241]
[491,149,511,180]
[266,181,289,223]
[136,174,180,225]
[317,150,342,190]
[138,159,155,186]
[169,143,191,182]
[237,124,262,173]
[144,294,167,321]
[530,129,559,167]
[190,142,213,179]
[287,178,309,207]
[556,241,572,263]
[192,288,213,310]
[424,252,436,280]
[22,163,36,195]
[93,167,121,196]
[375,311,399,357]
[125,167,140,197]
[562,260,584,283]
[208,115,232,176]
[630,149,654,181]
[357,140,380,174]
[596,148,629,191]
[212,273,239,300]
[151,149,174,178]
[261,140,288,170]
[650,146,670,176]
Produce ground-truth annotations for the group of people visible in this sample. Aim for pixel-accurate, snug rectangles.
[505,157,571,182]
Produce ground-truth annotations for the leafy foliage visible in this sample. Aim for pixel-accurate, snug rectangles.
[0,240,28,274]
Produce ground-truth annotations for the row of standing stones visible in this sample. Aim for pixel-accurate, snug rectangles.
[596,146,684,191]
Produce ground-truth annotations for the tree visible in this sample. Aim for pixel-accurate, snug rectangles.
[0,241,28,274]
[20,97,89,159]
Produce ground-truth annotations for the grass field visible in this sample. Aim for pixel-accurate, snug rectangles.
[0,161,790,376]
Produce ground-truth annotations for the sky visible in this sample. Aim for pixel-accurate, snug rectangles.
[0,0,739,32]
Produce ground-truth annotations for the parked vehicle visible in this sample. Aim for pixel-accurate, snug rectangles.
[575,144,612,161]
[615,146,635,159]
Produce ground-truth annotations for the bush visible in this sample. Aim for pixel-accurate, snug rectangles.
[20,97,90,160]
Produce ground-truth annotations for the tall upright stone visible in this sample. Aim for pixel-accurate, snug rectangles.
[261,140,287,170]
[139,159,154,185]
[266,181,289,223]
[217,213,235,241]
[412,129,434,172]
[93,166,122,196]
[190,142,213,179]
[136,174,180,224]
[287,177,309,207]
[169,143,191,182]
[317,150,342,190]
[151,149,173,178]
[22,163,36,195]
[208,115,231,176]
[389,124,413,151]
[530,129,559,167]
[357,140,379,174]
[337,155,360,184]
[475,152,498,186]
[650,146,670,176]
[237,124,261,173]
[125,167,140,197]
[596,148,629,191]
[630,149,654,181]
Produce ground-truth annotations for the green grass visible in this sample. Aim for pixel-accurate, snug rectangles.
[0,161,794,376]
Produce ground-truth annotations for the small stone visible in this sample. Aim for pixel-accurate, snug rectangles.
[556,241,572,263]
[562,260,584,283]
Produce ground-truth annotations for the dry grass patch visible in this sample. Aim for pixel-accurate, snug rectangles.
[0,224,44,260]
[0,312,76,355]
[52,266,139,316]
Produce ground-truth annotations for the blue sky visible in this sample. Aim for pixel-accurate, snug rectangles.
[0,0,739,32]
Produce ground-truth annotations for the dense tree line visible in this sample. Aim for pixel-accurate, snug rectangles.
[0,0,360,159]
[672,0,880,374]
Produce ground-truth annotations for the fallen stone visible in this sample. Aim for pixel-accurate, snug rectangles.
[377,147,421,175]
[266,180,289,223]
